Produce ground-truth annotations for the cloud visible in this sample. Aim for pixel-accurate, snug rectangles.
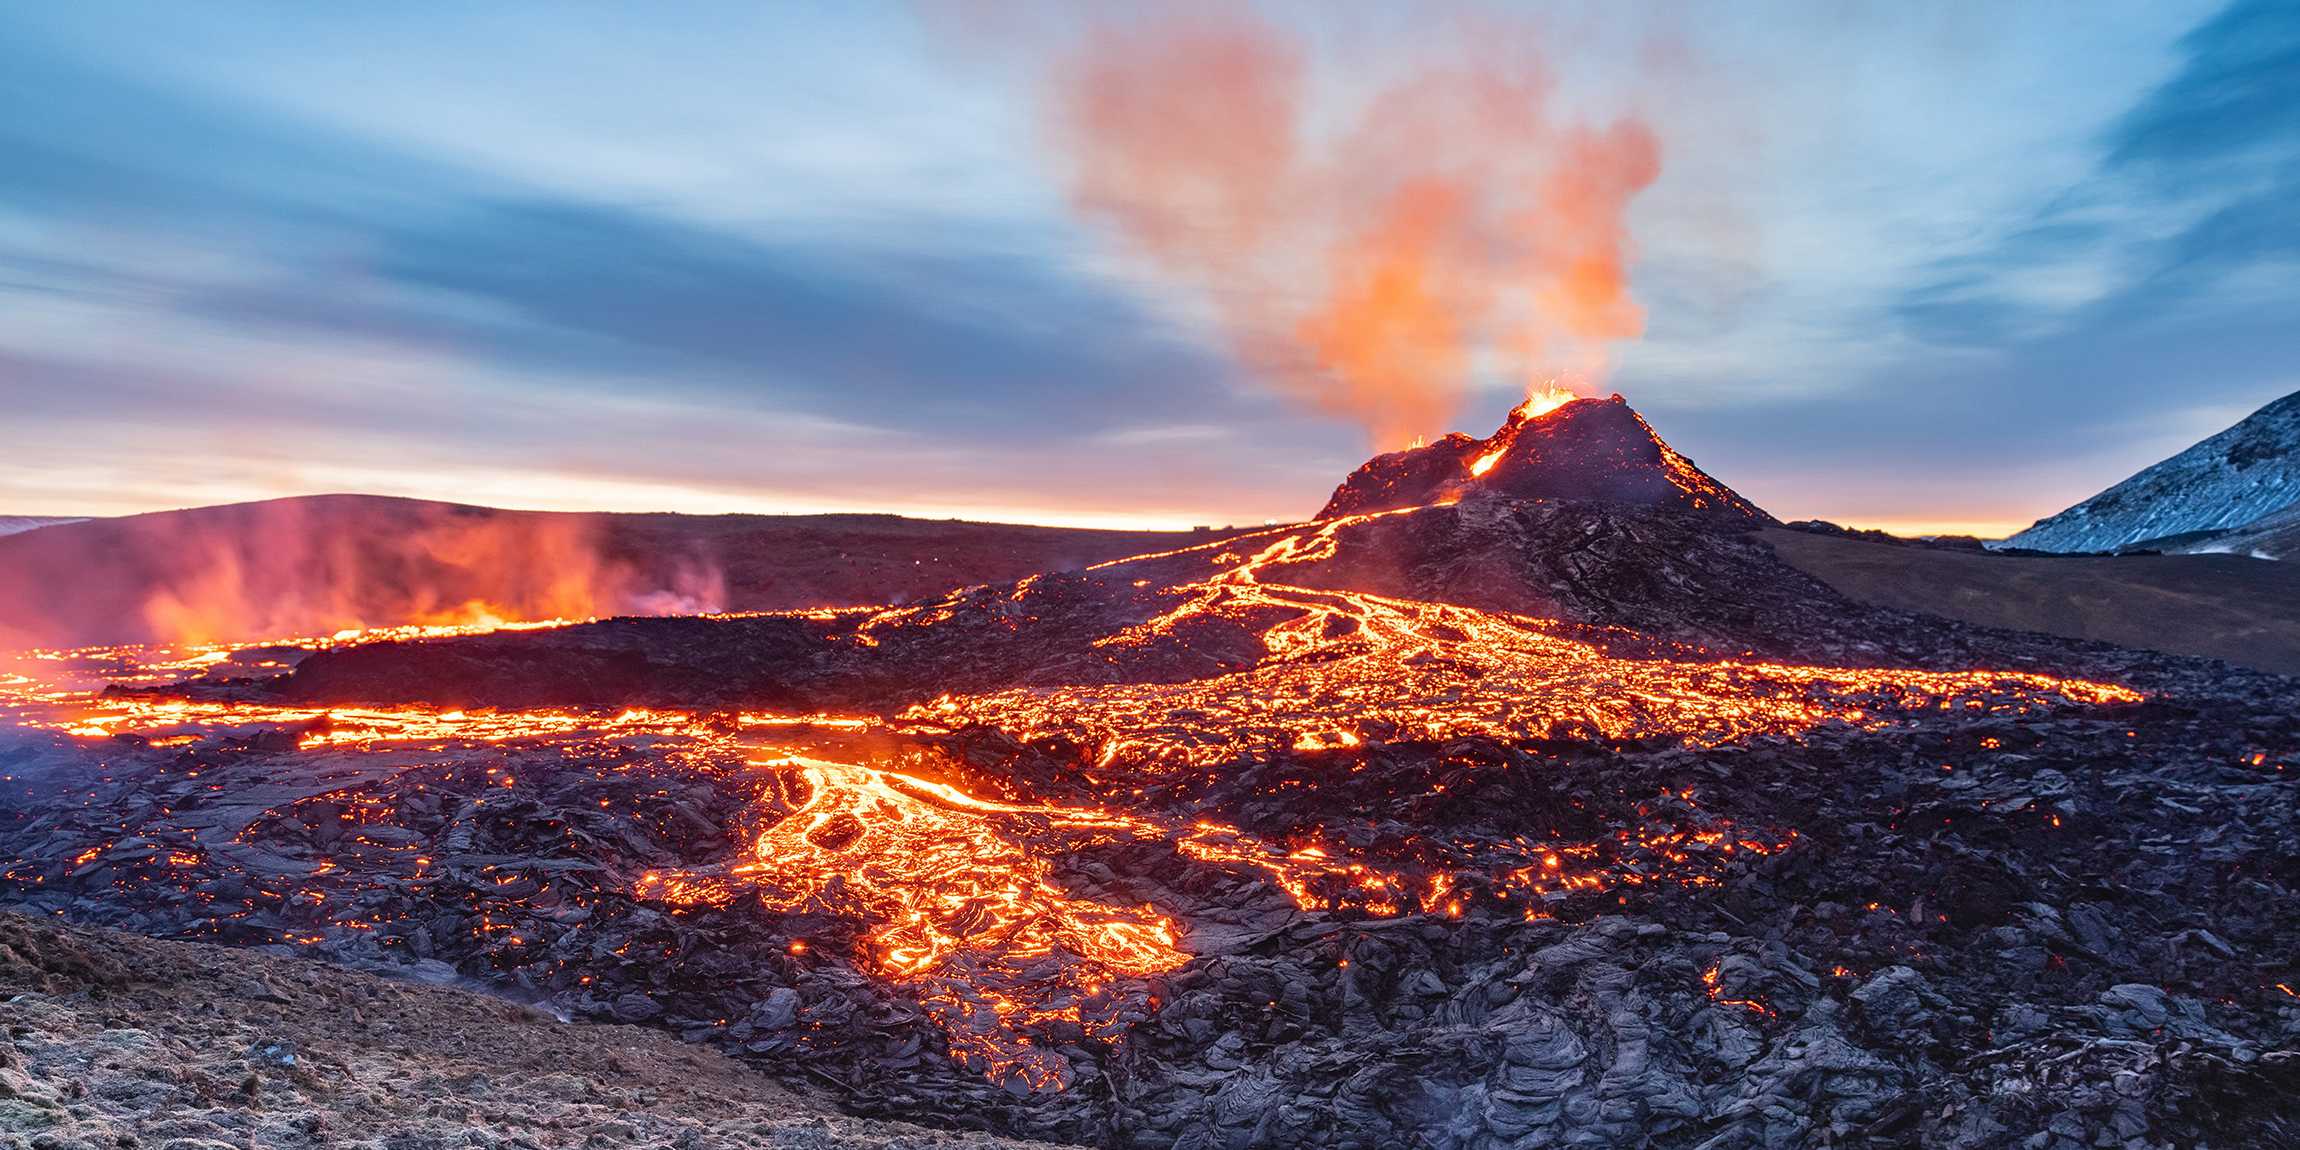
[0,40,1256,443]
[345,199,1244,437]
[3,2,2292,536]
[1894,0,2300,342]
[1627,0,2300,530]
[0,25,1354,526]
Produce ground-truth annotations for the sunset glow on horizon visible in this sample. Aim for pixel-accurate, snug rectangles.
[1,3,2294,535]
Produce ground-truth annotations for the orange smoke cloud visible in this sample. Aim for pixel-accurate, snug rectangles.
[1062,26,1301,286]
[1523,120,1662,372]
[0,497,725,647]
[1055,17,1661,448]
[1295,179,1481,445]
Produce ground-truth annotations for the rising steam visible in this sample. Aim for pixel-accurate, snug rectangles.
[0,497,725,647]
[1055,17,1660,448]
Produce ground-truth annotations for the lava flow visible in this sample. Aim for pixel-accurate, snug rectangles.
[927,509,2141,770]
[0,505,2147,1096]
[641,755,1188,1089]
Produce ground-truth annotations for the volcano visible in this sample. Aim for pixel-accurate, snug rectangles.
[1320,392,1769,520]
[4,411,2297,1148]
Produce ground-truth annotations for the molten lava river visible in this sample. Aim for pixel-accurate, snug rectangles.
[0,512,2142,1093]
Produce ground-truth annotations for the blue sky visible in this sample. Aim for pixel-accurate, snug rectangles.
[1,1,2293,533]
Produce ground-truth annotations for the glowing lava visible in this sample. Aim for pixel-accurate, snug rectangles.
[0,510,2146,1093]
[641,756,1188,1088]
[1514,386,1579,421]
[929,511,2141,770]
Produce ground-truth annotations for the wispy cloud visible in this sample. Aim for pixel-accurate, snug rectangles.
[0,3,2292,534]
[1894,0,2300,341]
[0,24,1346,525]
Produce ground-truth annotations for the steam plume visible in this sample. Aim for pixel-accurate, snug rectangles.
[0,497,725,647]
[1055,17,1660,448]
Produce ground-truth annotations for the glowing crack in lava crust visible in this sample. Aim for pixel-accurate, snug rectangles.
[0,507,2145,1094]
[640,756,1190,1088]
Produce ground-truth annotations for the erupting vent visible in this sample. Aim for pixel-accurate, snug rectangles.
[1319,393,1767,520]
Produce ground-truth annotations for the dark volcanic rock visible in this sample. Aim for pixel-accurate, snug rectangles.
[9,680,2297,1147]
[1319,394,1770,521]
[9,474,2300,1148]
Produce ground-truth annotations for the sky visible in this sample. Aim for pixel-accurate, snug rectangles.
[0,1,2294,535]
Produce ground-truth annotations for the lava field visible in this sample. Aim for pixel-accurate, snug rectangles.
[4,404,2298,1147]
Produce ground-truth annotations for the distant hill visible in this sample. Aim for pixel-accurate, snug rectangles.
[2007,390,2300,558]
[0,494,1247,648]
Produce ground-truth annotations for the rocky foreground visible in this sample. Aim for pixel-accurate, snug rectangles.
[0,912,1046,1150]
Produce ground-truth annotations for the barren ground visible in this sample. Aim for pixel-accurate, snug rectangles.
[1762,528,2300,674]
[0,913,1051,1150]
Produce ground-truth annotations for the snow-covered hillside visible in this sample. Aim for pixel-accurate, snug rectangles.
[2181,500,2300,561]
[2007,390,2300,555]
[0,516,84,538]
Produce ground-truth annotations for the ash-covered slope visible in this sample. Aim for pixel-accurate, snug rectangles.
[1319,394,1768,521]
[1765,525,2300,674]
[2008,390,2300,556]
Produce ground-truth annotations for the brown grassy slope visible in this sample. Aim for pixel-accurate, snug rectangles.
[1762,528,2300,674]
[0,914,1054,1149]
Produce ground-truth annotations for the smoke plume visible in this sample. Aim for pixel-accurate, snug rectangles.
[1055,16,1660,448]
[0,497,725,647]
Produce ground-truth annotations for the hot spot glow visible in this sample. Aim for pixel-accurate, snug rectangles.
[1513,386,1580,421]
